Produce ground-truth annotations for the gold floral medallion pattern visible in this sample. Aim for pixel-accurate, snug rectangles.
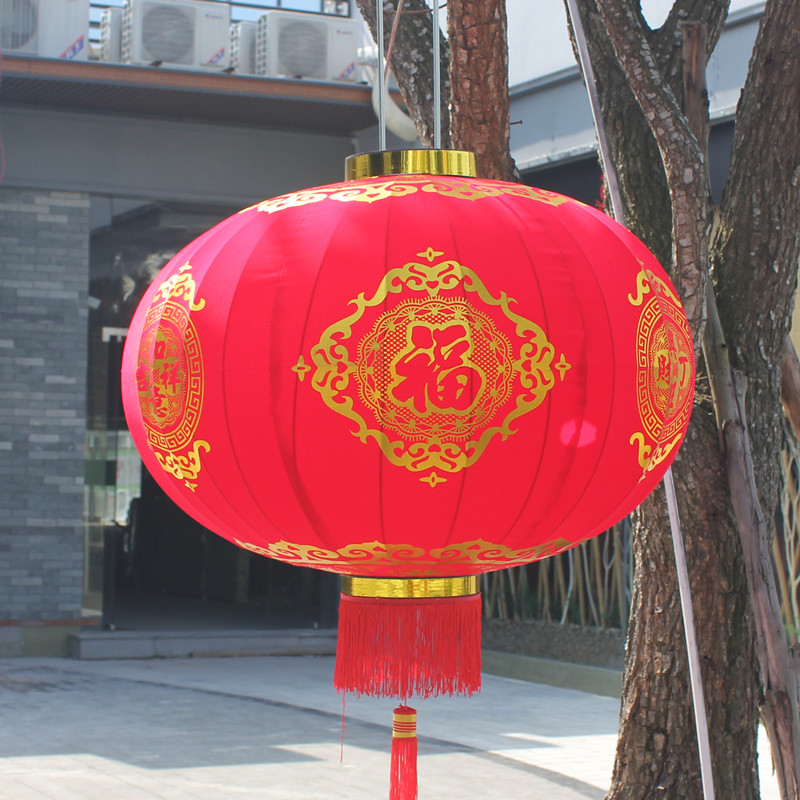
[355,299,515,443]
[628,267,694,474]
[136,262,210,491]
[298,247,569,485]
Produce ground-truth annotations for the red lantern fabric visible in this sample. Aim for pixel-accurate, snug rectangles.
[121,149,695,800]
[122,160,694,585]
[125,151,696,706]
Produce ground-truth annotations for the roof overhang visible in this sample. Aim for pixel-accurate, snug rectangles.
[0,55,379,134]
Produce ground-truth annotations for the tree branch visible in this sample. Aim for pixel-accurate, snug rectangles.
[659,0,729,56]
[447,0,516,180]
[595,0,709,343]
[355,0,450,147]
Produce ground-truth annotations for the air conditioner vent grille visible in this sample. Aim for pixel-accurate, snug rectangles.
[141,4,195,64]
[0,0,38,51]
[255,10,359,83]
[277,20,327,77]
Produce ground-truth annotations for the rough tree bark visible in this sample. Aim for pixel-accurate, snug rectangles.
[355,0,515,181]
[714,0,800,558]
[355,0,450,147]
[447,0,516,181]
[712,1,800,793]
[358,0,800,795]
[566,1,727,266]
[567,0,800,797]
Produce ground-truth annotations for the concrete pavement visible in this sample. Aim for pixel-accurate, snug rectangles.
[0,655,780,799]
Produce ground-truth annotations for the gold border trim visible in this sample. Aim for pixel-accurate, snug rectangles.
[251,177,572,215]
[234,537,583,576]
[342,576,480,599]
[345,149,477,181]
[139,261,210,492]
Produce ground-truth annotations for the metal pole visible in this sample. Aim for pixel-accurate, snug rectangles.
[377,0,387,150]
[432,0,442,148]
[664,469,716,800]
[563,0,622,221]
[563,2,716,798]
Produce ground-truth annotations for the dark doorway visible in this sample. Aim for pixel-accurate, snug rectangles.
[523,120,735,207]
[523,156,604,207]
[110,467,332,631]
[87,197,338,632]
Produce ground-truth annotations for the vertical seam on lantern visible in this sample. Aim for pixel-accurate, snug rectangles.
[376,195,394,555]
[533,203,620,540]
[188,215,268,542]
[466,193,553,546]
[215,213,294,542]
[429,203,472,549]
[288,195,363,553]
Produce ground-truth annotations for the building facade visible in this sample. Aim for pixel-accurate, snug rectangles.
[0,0,383,653]
[0,0,763,654]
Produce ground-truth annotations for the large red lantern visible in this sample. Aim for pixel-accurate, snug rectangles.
[122,150,694,793]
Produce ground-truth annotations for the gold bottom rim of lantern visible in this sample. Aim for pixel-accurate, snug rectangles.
[342,575,480,599]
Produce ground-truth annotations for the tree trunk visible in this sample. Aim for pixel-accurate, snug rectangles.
[714,0,800,546]
[712,1,800,793]
[583,4,760,794]
[566,0,800,796]
[447,0,516,181]
[612,411,758,799]
[355,0,450,147]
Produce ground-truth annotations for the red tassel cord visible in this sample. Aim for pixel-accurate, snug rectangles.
[334,593,482,698]
[390,706,418,800]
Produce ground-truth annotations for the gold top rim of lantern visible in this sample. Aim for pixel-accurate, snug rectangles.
[345,149,477,181]
[342,575,480,599]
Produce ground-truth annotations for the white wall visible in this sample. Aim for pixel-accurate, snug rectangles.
[507,1,764,171]
[507,0,764,89]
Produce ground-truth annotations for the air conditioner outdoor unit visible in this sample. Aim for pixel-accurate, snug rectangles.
[255,10,360,83]
[0,0,89,60]
[121,0,230,70]
[99,6,124,62]
[230,20,257,75]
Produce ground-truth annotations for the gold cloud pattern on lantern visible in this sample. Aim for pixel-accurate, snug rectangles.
[248,176,574,215]
[232,536,586,576]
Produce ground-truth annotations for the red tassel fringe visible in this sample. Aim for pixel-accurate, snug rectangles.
[333,593,482,698]
[390,706,418,800]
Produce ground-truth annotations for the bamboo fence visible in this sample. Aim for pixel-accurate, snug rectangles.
[485,426,800,647]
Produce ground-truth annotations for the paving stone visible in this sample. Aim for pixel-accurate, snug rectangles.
[0,656,615,800]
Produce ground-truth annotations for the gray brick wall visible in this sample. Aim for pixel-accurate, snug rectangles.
[0,188,89,621]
